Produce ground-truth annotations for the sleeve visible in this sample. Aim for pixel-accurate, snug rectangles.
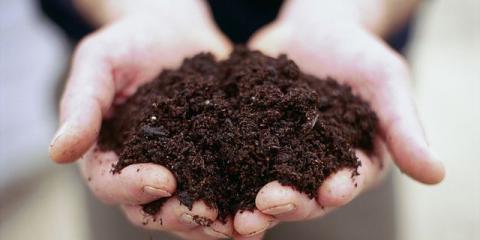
[386,20,414,53]
[39,0,95,42]
[39,0,413,52]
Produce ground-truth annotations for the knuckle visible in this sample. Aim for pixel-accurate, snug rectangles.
[123,210,148,228]
[364,53,410,89]
[87,178,115,204]
[74,35,104,60]
[385,53,410,80]
[75,37,95,55]
[388,50,408,67]
[85,176,116,203]
[90,186,114,204]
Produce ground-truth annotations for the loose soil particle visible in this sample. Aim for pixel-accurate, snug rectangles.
[98,47,378,221]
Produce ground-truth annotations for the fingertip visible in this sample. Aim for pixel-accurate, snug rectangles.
[247,22,287,57]
[124,163,177,195]
[203,218,234,239]
[52,36,113,163]
[378,88,446,185]
[431,160,446,184]
[144,197,188,231]
[255,181,298,215]
[396,146,446,185]
[121,205,159,230]
[318,169,356,207]
[174,200,218,227]
[49,124,72,163]
[235,232,266,240]
[423,150,446,184]
[413,154,446,185]
[256,181,317,221]
[114,164,177,204]
[234,209,273,237]
[49,120,99,163]
[211,36,233,61]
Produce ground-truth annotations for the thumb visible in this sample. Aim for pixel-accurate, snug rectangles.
[248,22,290,57]
[49,38,114,163]
[368,49,445,184]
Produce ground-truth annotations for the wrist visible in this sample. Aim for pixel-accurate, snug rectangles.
[324,0,420,37]
[74,0,212,27]
[277,0,406,38]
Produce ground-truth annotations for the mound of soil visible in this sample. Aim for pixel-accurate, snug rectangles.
[98,47,377,221]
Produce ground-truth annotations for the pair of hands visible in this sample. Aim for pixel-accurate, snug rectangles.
[49,1,444,239]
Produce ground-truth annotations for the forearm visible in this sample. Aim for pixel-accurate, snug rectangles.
[355,0,421,37]
[73,0,119,26]
[74,0,212,26]
[280,0,421,38]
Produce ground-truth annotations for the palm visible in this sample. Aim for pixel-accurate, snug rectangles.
[226,16,446,236]
[250,20,443,182]
[87,16,231,104]
[50,12,233,240]
[49,6,443,238]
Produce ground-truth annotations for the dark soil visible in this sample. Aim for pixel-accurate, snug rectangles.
[98,47,377,221]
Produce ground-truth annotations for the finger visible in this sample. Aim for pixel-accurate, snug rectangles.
[202,217,234,239]
[317,147,387,208]
[195,30,233,61]
[251,25,445,184]
[248,22,289,57]
[317,169,356,208]
[121,205,164,231]
[173,199,218,229]
[173,228,219,240]
[122,197,217,233]
[235,232,266,240]
[80,147,176,205]
[49,37,114,163]
[122,199,192,232]
[234,209,274,237]
[255,181,317,221]
[305,205,335,220]
[346,33,445,184]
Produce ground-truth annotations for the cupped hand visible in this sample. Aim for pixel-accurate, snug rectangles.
[228,1,446,238]
[49,1,235,239]
[49,1,445,239]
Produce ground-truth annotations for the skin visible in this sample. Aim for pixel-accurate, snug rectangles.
[50,0,445,239]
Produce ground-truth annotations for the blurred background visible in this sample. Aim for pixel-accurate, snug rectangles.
[0,0,478,239]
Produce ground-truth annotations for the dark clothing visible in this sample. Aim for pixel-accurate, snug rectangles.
[207,0,284,43]
[39,0,412,52]
[39,0,94,42]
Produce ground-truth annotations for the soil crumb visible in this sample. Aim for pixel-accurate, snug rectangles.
[99,47,377,221]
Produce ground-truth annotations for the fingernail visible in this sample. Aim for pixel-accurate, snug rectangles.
[244,222,270,237]
[49,123,71,162]
[330,171,354,199]
[203,227,230,239]
[143,186,172,198]
[430,152,445,171]
[427,151,446,183]
[430,151,444,164]
[262,203,296,215]
[49,123,67,150]
[179,213,196,225]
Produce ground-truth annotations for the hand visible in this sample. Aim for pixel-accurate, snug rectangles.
[49,1,235,239]
[230,0,446,237]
